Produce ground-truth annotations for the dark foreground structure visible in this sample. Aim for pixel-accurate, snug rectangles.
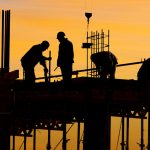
[0,76,150,150]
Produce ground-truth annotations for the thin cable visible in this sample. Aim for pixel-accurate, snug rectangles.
[18,140,24,150]
[84,0,93,12]
[116,118,122,150]
[53,123,75,150]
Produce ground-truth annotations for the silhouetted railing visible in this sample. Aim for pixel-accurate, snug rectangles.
[36,60,144,81]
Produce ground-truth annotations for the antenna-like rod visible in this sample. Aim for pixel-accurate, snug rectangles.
[85,12,92,77]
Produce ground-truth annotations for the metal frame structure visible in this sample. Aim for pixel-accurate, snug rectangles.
[89,30,110,77]
[1,10,10,75]
[1,10,150,150]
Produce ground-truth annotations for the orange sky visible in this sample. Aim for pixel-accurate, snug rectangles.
[1,0,150,149]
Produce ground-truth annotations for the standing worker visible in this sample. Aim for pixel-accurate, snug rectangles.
[21,40,51,85]
[56,32,74,86]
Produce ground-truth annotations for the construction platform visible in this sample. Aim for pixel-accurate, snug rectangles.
[0,77,150,150]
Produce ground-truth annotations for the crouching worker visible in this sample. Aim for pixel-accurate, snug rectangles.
[91,51,118,79]
[137,58,150,82]
[21,40,51,85]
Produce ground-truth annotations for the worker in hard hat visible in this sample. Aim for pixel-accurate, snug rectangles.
[56,32,74,86]
[21,40,51,84]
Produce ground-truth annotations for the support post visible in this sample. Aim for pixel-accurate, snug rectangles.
[121,115,125,150]
[1,10,4,75]
[148,112,150,150]
[77,121,80,150]
[4,10,10,73]
[47,126,51,150]
[48,51,51,82]
[126,116,129,150]
[83,104,111,150]
[24,127,27,150]
[86,31,88,77]
[62,122,66,150]
[33,127,36,150]
[0,114,10,150]
[141,117,144,150]
[1,10,10,74]
[12,122,15,150]
[12,134,15,150]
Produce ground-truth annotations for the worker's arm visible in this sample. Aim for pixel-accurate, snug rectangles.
[42,56,52,61]
[39,59,47,71]
[40,56,51,69]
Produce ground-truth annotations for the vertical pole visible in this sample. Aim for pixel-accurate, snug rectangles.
[97,31,99,77]
[48,51,51,82]
[148,112,150,150]
[47,127,51,150]
[4,10,10,73]
[83,105,111,150]
[90,31,92,77]
[77,121,80,150]
[101,29,105,52]
[4,10,8,73]
[24,127,27,150]
[101,29,102,51]
[62,122,66,150]
[33,128,36,150]
[98,31,100,52]
[141,117,144,150]
[86,31,88,77]
[0,114,10,150]
[103,30,104,51]
[95,31,98,53]
[101,29,104,51]
[12,122,15,150]
[121,116,125,150]
[108,30,110,52]
[1,10,4,75]
[13,134,15,150]
[126,116,129,150]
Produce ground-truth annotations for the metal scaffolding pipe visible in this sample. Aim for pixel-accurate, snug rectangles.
[121,115,125,150]
[126,116,129,150]
[77,122,80,150]
[4,10,10,73]
[148,112,150,150]
[1,10,4,74]
[141,117,144,150]
[47,127,51,150]
[24,128,27,150]
[33,128,36,150]
[1,10,10,74]
[62,122,67,150]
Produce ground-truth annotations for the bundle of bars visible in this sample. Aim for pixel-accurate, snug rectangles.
[1,10,10,75]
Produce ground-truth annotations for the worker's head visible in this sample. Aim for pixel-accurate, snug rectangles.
[41,40,50,51]
[57,32,65,41]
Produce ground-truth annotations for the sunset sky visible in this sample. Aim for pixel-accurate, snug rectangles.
[1,0,150,149]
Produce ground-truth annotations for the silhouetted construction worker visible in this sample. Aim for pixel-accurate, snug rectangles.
[91,51,118,79]
[57,32,74,86]
[21,40,51,84]
[137,58,150,81]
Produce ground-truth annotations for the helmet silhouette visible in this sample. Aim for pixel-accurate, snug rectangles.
[57,32,65,39]
[41,41,49,49]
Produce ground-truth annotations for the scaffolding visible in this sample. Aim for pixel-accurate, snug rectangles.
[86,30,110,77]
[1,10,150,150]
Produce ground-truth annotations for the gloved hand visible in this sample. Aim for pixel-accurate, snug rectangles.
[44,68,48,73]
[47,57,52,60]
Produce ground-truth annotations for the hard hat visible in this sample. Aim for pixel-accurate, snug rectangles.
[41,40,49,47]
[57,32,65,39]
